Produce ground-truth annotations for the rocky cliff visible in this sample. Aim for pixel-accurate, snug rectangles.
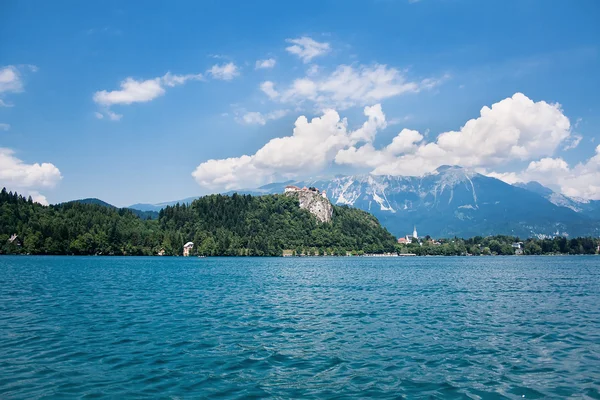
[285,190,333,223]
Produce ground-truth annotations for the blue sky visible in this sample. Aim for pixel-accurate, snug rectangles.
[1,0,599,206]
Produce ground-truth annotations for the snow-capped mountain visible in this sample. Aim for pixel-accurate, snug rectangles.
[126,165,600,238]
[252,166,600,238]
[513,181,600,216]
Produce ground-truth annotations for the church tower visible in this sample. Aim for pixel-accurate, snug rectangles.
[412,225,418,239]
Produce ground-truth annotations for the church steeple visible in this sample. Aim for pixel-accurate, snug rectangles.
[412,225,418,239]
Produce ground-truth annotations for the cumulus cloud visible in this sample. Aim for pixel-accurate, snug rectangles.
[0,148,62,193]
[255,58,276,69]
[489,150,600,200]
[27,191,49,206]
[192,105,387,189]
[207,62,239,80]
[285,37,330,63]
[0,123,10,131]
[260,64,446,109]
[239,109,289,125]
[336,128,423,168]
[336,93,571,176]
[193,92,600,199]
[92,71,204,119]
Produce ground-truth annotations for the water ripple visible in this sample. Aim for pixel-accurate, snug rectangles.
[1,256,600,398]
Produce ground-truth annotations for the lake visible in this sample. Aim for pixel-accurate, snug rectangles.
[1,256,599,399]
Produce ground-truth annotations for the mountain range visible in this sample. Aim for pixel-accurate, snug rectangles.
[60,166,599,239]
[245,166,600,238]
[119,166,600,239]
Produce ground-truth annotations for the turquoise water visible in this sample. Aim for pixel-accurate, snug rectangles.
[1,256,599,399]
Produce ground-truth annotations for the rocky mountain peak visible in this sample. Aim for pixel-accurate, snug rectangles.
[285,188,333,223]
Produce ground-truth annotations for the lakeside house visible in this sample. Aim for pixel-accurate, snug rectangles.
[157,249,165,256]
[183,242,194,257]
[7,233,21,247]
[512,242,524,255]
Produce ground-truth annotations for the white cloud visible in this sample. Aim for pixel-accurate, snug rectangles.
[0,66,23,93]
[260,81,279,100]
[161,72,204,87]
[336,128,423,168]
[563,134,582,150]
[192,105,387,190]
[261,64,445,109]
[194,92,600,199]
[0,123,10,131]
[92,71,204,118]
[95,109,122,121]
[285,37,331,63]
[27,191,49,206]
[336,93,571,176]
[255,58,276,69]
[0,65,37,106]
[489,151,600,200]
[484,171,522,184]
[527,157,571,175]
[241,112,265,125]
[93,72,203,105]
[192,155,259,190]
[0,148,62,191]
[240,109,289,125]
[106,110,122,121]
[306,65,320,76]
[94,77,164,106]
[207,62,239,80]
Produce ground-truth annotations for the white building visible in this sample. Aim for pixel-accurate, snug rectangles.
[284,185,301,193]
[183,241,194,257]
[512,242,524,255]
[412,226,418,239]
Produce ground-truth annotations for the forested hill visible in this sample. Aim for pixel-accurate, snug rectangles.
[64,198,159,220]
[158,193,397,255]
[0,188,397,256]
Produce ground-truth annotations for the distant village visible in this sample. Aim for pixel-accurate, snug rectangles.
[396,226,527,255]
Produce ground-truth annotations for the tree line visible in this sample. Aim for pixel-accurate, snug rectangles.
[396,235,599,256]
[0,188,396,256]
[2,188,598,257]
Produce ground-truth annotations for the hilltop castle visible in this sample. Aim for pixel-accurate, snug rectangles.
[284,186,332,223]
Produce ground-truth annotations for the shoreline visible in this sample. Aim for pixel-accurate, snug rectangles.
[1,253,598,257]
